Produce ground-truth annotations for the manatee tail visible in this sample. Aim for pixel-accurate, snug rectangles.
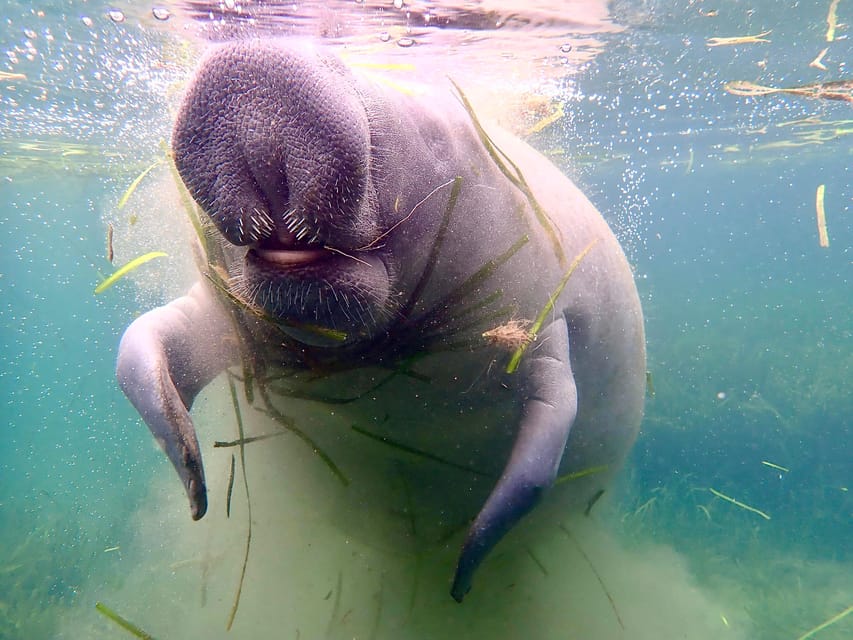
[116,284,237,520]
[451,316,577,602]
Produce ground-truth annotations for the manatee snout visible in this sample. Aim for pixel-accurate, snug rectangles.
[172,41,393,339]
[172,40,377,249]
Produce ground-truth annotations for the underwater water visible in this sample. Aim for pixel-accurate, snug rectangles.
[1,1,850,639]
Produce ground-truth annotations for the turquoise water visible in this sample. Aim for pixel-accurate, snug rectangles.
[1,1,850,638]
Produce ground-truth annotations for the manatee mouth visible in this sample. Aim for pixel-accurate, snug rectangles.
[250,230,328,267]
[252,247,327,266]
[245,209,334,270]
[243,206,359,268]
[235,229,392,346]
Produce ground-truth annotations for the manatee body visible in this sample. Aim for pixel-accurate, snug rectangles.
[116,40,645,602]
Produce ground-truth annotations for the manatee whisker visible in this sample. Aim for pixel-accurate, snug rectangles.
[282,207,308,234]
[339,297,353,323]
[227,272,250,301]
[248,207,275,240]
[285,215,301,232]
[251,281,265,308]
[236,215,245,243]
[239,278,256,305]
[349,294,366,324]
[226,279,246,303]
[303,283,314,313]
[295,225,310,241]
[362,297,378,328]
[263,281,276,309]
[294,285,303,312]
[253,207,274,231]
[323,290,334,324]
[244,282,262,307]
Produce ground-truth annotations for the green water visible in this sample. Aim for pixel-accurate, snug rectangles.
[1,1,850,638]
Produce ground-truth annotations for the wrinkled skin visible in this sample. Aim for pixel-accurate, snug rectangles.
[116,40,645,603]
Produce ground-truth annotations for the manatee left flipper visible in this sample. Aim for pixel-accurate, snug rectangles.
[116,284,237,520]
[451,316,578,602]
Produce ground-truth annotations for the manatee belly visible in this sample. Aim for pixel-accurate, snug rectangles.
[222,347,626,555]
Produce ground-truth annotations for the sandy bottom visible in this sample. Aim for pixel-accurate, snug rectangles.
[57,387,752,640]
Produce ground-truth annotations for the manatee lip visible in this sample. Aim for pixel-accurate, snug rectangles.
[252,247,327,266]
[248,228,329,268]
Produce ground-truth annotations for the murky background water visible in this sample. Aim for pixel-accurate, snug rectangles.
[1,1,850,638]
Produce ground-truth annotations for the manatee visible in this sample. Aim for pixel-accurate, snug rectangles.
[116,39,645,603]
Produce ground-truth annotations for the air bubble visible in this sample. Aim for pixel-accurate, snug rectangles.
[378,31,391,42]
[396,37,415,48]
[81,16,93,27]
[152,7,172,21]
[108,9,125,23]
[559,43,573,53]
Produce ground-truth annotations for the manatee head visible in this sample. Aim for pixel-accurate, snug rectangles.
[172,41,394,346]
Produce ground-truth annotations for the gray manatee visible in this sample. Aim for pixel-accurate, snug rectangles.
[116,39,645,603]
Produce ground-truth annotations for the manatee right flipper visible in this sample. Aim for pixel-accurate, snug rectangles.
[116,284,237,520]
[451,316,578,601]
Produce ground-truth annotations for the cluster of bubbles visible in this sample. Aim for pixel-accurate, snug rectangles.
[87,8,171,27]
[1,4,188,173]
